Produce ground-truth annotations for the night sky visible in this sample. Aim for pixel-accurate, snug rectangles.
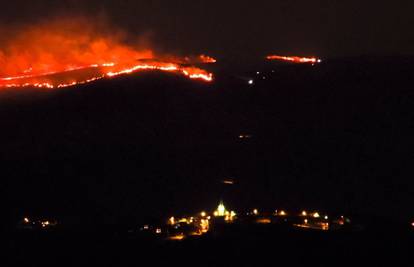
[1,0,413,58]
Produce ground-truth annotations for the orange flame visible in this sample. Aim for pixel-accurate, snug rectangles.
[199,54,217,64]
[267,55,321,64]
[0,17,213,89]
[0,62,213,89]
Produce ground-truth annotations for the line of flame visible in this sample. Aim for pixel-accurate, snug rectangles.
[0,62,213,89]
[267,55,321,64]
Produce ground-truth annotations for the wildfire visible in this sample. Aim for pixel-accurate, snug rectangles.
[0,61,213,89]
[0,17,213,90]
[267,55,321,64]
[199,54,217,64]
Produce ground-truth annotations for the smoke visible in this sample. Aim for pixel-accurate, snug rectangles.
[0,16,154,78]
[0,15,214,89]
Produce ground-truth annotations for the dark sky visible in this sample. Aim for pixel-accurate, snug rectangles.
[1,0,413,58]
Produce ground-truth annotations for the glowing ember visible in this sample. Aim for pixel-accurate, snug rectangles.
[199,54,217,63]
[267,55,321,64]
[0,17,213,89]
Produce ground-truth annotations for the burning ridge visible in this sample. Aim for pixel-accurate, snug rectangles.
[0,17,215,89]
[267,55,322,64]
[0,60,214,89]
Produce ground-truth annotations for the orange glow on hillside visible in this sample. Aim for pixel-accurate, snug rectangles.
[0,60,213,89]
[267,55,321,64]
[0,17,213,89]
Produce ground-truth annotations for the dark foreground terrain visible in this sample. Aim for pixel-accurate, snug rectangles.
[4,56,414,266]
[7,223,414,267]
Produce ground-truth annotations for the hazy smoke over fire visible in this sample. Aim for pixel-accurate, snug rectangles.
[0,17,154,77]
[0,17,214,89]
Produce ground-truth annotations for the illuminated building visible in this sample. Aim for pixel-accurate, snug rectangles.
[168,217,175,225]
[212,201,237,222]
[142,204,352,241]
[225,211,237,222]
[215,202,227,217]
[200,219,209,232]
